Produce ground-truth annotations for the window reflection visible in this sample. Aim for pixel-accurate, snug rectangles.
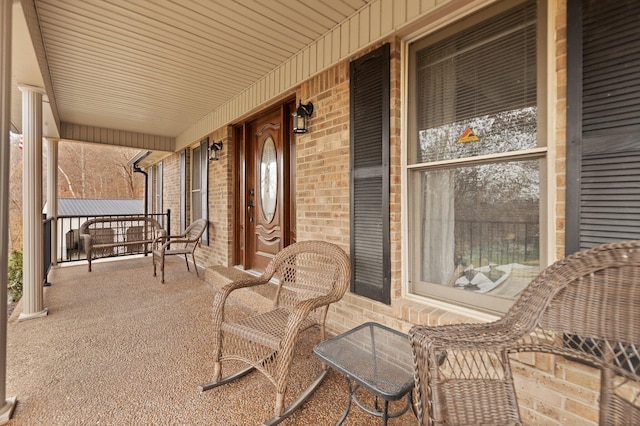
[419,159,540,300]
[418,108,537,163]
[260,136,277,222]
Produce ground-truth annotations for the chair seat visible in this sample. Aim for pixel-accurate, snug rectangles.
[221,307,318,350]
[153,248,191,256]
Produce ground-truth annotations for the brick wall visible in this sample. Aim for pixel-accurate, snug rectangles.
[295,61,351,248]
[197,128,234,268]
[161,151,184,238]
[555,0,567,259]
[161,129,234,270]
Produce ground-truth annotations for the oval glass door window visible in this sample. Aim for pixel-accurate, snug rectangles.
[260,136,278,222]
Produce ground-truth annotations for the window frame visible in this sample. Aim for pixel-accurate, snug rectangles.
[402,0,551,315]
[190,138,209,245]
[190,144,202,223]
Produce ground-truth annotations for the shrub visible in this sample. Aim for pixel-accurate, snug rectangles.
[8,249,22,302]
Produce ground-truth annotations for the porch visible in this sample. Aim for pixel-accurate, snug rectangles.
[6,256,416,425]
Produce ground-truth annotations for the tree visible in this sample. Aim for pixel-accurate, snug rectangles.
[57,141,144,199]
[8,133,23,250]
[8,137,145,251]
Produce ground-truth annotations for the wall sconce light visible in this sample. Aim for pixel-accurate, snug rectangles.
[208,141,223,161]
[292,101,314,134]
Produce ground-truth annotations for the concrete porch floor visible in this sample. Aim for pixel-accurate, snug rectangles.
[6,256,416,425]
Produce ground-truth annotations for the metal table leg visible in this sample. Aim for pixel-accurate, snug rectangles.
[336,376,354,426]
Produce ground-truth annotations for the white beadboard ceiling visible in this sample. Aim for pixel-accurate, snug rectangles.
[14,0,373,144]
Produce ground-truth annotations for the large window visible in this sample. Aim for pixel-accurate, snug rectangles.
[407,0,547,314]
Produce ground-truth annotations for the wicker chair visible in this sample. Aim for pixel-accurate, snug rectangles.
[199,240,350,425]
[152,218,207,283]
[409,240,640,425]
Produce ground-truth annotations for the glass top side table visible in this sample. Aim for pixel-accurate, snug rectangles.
[313,322,416,425]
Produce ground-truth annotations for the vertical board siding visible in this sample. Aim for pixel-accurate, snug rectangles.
[59,122,174,151]
[407,1,421,20]
[380,0,394,35]
[370,2,382,40]
[176,0,451,149]
[394,1,406,28]
[309,43,317,75]
[359,8,371,47]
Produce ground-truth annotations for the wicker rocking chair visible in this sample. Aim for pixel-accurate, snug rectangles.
[152,218,207,283]
[200,240,350,425]
[410,240,640,425]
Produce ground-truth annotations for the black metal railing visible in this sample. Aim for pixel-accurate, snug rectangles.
[54,210,171,264]
[43,214,53,286]
[454,219,539,268]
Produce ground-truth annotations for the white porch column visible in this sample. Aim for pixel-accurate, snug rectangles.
[0,0,17,421]
[46,139,58,266]
[18,84,48,321]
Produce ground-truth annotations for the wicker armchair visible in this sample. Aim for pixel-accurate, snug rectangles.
[410,240,640,425]
[152,218,207,283]
[199,240,350,425]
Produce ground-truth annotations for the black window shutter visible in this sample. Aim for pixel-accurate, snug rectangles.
[350,44,391,304]
[566,0,640,254]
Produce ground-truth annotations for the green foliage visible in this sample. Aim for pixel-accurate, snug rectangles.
[8,249,22,302]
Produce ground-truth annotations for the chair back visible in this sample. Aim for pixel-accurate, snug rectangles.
[181,218,208,251]
[504,240,640,423]
[410,241,640,425]
[262,241,350,319]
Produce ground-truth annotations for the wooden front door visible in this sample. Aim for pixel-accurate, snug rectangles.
[246,109,286,270]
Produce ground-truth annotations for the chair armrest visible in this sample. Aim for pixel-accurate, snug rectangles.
[279,294,339,347]
[152,235,169,245]
[292,294,336,320]
[80,233,92,252]
[212,277,272,327]
[409,320,522,352]
[159,237,199,251]
[267,294,340,376]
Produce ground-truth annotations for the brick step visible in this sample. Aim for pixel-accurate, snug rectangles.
[204,265,277,313]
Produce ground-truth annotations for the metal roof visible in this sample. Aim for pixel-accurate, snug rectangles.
[55,198,144,217]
